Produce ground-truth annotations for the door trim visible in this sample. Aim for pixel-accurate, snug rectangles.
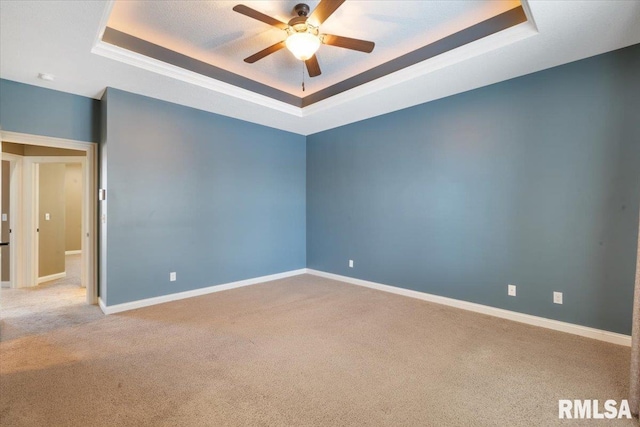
[1,152,23,289]
[0,131,98,305]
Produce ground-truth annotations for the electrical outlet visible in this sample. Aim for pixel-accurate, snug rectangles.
[553,291,563,304]
[170,272,177,282]
[348,260,354,268]
[508,284,516,297]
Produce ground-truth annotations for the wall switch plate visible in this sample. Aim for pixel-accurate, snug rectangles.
[1,214,6,222]
[348,260,354,268]
[170,272,176,282]
[45,213,50,221]
[553,291,563,304]
[508,284,516,297]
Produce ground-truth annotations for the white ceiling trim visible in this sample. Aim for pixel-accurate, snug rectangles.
[301,19,538,118]
[92,1,302,117]
[92,0,535,119]
[91,38,303,117]
[94,0,113,41]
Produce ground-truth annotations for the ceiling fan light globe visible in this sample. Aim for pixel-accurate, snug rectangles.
[285,32,321,61]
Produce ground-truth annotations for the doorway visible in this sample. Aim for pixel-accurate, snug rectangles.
[0,131,97,304]
[34,161,85,296]
[0,155,19,289]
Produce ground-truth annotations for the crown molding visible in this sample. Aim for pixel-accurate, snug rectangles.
[92,1,536,120]
[301,18,538,118]
[91,39,304,117]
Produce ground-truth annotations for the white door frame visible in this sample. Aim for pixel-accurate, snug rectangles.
[0,131,98,305]
[1,152,24,289]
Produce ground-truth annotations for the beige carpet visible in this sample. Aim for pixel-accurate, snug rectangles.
[0,273,636,426]
[0,254,101,341]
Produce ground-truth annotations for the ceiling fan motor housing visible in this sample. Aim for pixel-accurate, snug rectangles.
[293,3,310,17]
[288,16,309,30]
[289,4,315,33]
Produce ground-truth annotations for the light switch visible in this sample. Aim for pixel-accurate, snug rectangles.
[45,213,51,221]
[1,214,6,222]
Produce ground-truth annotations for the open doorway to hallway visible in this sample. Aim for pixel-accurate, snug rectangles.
[1,143,88,308]
[0,132,98,340]
[35,160,85,293]
[0,133,97,332]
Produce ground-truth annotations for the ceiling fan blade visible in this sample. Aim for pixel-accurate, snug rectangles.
[244,40,286,63]
[309,0,346,25]
[305,55,321,77]
[232,5,289,30]
[322,34,375,53]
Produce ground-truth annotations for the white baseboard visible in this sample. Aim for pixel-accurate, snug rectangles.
[98,296,107,313]
[38,272,66,284]
[65,250,82,255]
[99,268,308,315]
[306,269,632,347]
[1,281,10,288]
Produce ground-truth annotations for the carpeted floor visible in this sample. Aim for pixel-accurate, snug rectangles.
[0,272,636,426]
[0,254,100,341]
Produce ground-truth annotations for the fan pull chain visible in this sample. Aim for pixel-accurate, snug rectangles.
[302,61,305,92]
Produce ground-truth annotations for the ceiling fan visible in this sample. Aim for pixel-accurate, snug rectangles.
[233,0,375,78]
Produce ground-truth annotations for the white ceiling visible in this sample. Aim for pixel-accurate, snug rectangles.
[1,1,639,136]
[107,0,519,96]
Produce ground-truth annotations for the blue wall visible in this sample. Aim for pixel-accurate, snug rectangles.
[307,44,640,335]
[2,44,639,334]
[102,88,306,305]
[0,79,100,142]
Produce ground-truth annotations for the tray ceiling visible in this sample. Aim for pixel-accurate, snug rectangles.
[1,1,639,135]
[104,0,523,106]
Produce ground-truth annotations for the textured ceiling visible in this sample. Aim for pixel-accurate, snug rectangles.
[1,1,639,135]
[107,0,521,96]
